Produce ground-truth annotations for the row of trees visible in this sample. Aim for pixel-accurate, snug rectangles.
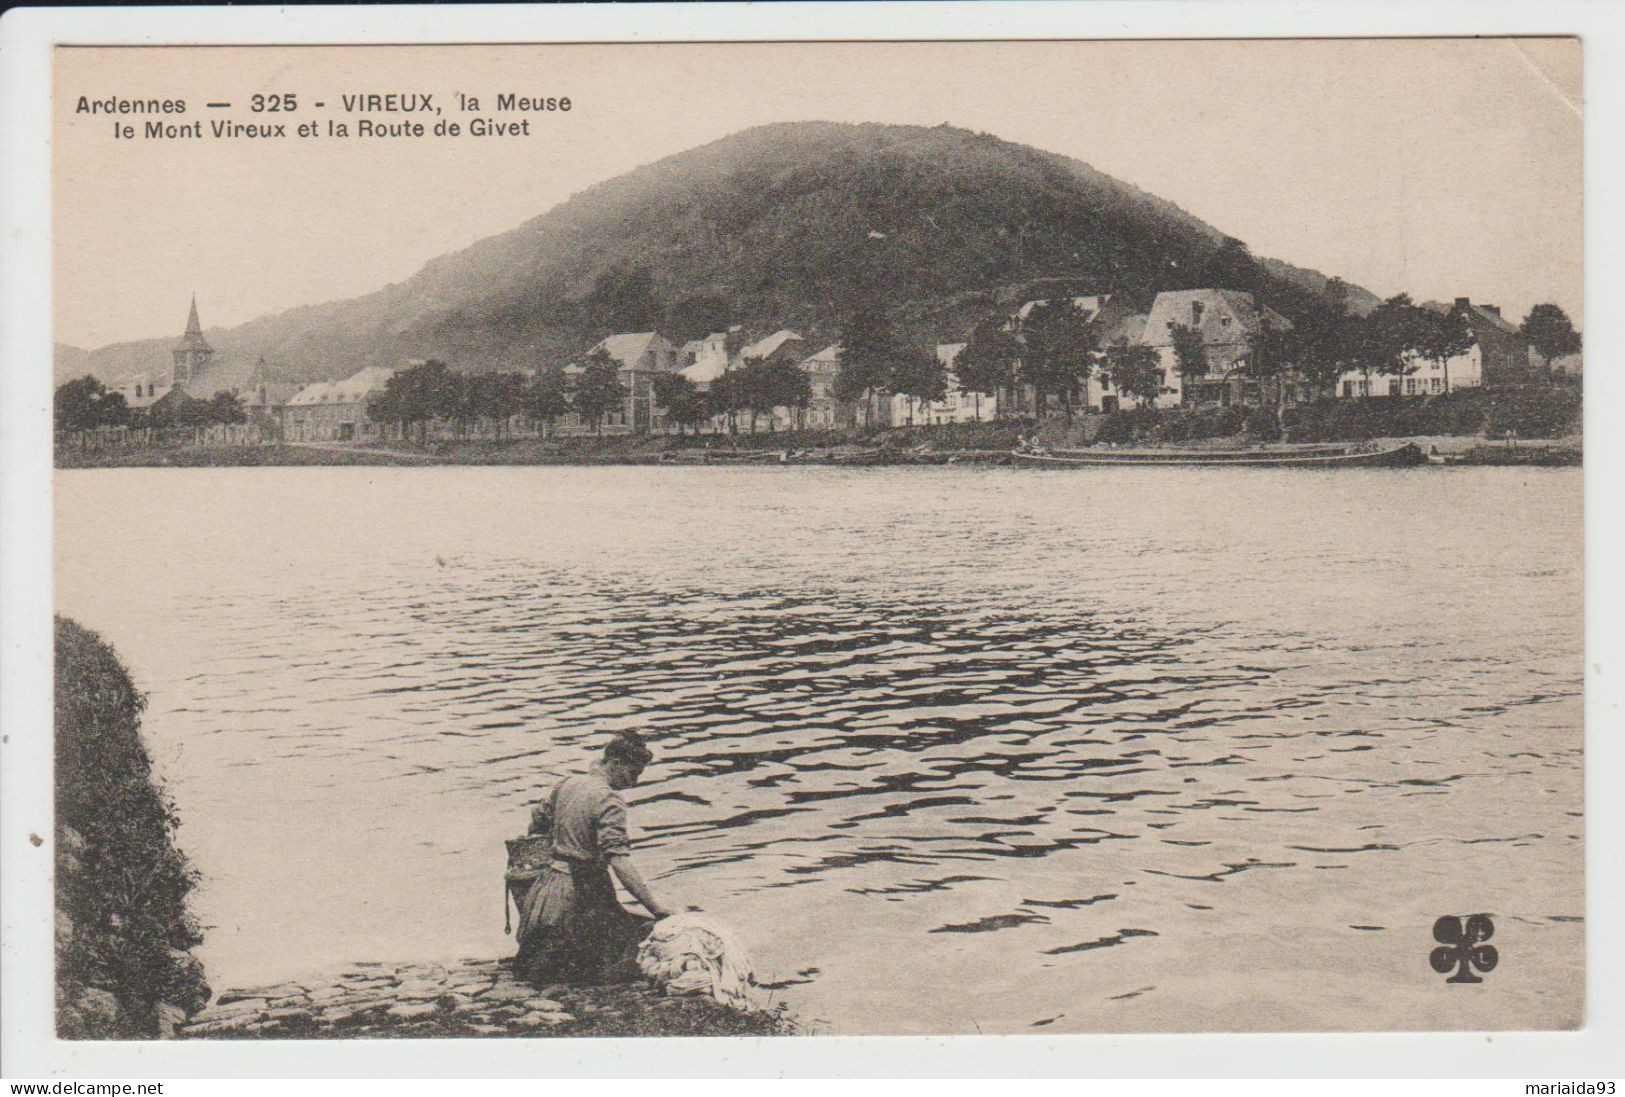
[943,299,1155,421]
[54,376,131,431]
[658,354,814,434]
[833,309,950,425]
[367,348,820,440]
[1275,290,1579,399]
[54,375,247,432]
[922,287,1582,425]
[370,360,577,442]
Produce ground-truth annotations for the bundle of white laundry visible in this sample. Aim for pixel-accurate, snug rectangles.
[636,914,761,1010]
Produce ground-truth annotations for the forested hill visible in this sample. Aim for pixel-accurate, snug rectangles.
[61,121,1379,387]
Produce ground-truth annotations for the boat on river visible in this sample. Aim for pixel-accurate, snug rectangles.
[659,449,788,465]
[1011,441,1426,468]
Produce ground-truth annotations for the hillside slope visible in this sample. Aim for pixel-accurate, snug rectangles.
[62,122,1376,387]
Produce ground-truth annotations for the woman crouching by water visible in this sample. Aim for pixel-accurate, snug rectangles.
[515,731,675,985]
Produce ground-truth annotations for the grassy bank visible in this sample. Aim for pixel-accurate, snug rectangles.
[1073,386,1581,447]
[55,617,210,1038]
[54,443,434,469]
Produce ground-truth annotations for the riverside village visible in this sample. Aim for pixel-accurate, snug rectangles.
[55,269,1582,468]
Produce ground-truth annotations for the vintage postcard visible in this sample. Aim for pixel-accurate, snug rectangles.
[26,26,1594,1060]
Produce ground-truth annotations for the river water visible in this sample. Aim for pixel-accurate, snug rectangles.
[54,465,1584,1034]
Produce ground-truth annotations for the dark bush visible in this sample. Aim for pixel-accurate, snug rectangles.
[56,616,207,1038]
[1243,406,1282,441]
[1484,386,1583,438]
[1093,405,1162,444]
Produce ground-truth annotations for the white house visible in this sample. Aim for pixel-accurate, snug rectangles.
[1335,349,1482,399]
[677,331,735,390]
[1333,298,1528,398]
[887,343,1000,426]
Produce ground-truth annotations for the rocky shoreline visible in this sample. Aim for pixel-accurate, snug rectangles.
[180,958,793,1039]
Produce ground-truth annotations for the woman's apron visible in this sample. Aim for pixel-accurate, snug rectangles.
[514,792,650,984]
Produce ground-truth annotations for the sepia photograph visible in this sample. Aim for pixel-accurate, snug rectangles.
[17,24,1598,1065]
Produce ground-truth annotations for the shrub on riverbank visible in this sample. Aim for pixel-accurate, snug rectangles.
[1283,386,1580,442]
[1083,386,1581,446]
[55,617,209,1038]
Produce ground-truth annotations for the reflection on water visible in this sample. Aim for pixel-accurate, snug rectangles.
[54,466,1584,1033]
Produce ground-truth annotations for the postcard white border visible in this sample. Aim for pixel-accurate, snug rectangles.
[3,0,1622,1079]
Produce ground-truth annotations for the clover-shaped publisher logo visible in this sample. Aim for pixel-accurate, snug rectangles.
[1430,914,1497,984]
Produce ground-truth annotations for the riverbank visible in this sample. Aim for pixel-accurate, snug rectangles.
[55,386,1582,469]
[55,433,1581,469]
[180,958,793,1039]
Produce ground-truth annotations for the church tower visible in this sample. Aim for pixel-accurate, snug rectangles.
[172,295,214,390]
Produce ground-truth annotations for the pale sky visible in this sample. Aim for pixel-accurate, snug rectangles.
[53,38,1582,349]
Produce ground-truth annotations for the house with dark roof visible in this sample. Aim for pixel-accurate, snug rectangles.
[1450,298,1538,385]
[557,331,679,434]
[1138,288,1295,407]
[282,365,398,442]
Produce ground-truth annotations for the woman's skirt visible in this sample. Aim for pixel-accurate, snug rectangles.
[515,858,651,985]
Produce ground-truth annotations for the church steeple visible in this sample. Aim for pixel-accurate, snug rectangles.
[172,294,214,390]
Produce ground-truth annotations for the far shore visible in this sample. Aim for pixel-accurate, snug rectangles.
[54,432,1582,470]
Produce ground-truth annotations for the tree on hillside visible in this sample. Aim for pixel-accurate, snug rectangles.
[1169,324,1210,403]
[889,348,948,426]
[1521,303,1582,369]
[836,309,900,427]
[662,295,732,345]
[54,375,130,432]
[1207,236,1261,293]
[527,364,571,438]
[955,317,1022,420]
[1019,297,1097,422]
[574,348,627,435]
[1100,339,1164,408]
[585,266,658,334]
[1419,305,1475,395]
